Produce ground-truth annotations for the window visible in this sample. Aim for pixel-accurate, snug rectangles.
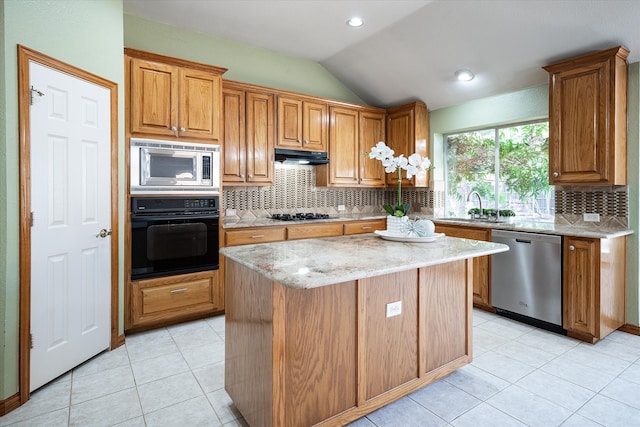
[444,121,554,221]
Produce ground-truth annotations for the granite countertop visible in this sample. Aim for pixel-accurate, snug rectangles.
[220,233,508,289]
[222,213,633,239]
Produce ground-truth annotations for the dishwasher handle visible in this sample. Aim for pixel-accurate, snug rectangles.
[515,238,532,244]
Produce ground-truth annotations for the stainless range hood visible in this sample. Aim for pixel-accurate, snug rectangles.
[275,148,329,165]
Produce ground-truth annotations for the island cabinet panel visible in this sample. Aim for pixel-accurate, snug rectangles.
[359,270,419,401]
[281,283,357,426]
[223,241,481,426]
[421,260,471,373]
[225,261,274,427]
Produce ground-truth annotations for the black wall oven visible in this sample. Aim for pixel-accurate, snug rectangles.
[130,196,219,280]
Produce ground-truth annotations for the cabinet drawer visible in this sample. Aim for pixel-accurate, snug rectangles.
[287,223,343,240]
[141,279,213,314]
[344,219,386,235]
[435,225,490,241]
[225,227,286,246]
[129,270,220,330]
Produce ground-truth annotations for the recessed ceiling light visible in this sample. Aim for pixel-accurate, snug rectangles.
[347,17,364,27]
[455,69,475,81]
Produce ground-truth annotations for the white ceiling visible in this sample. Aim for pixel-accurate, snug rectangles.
[123,0,640,110]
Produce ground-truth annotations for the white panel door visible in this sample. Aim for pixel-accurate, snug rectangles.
[29,61,111,391]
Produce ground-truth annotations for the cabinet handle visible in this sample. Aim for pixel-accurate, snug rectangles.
[553,172,559,177]
[249,174,254,178]
[171,126,177,131]
[180,127,185,132]
[569,245,575,251]
[251,235,265,239]
[240,174,244,178]
[361,226,372,230]
[170,288,188,294]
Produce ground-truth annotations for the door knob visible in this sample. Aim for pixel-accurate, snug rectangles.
[96,229,112,238]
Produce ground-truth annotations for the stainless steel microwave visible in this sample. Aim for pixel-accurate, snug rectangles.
[130,138,220,194]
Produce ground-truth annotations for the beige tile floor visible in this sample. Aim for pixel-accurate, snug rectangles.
[2,309,640,426]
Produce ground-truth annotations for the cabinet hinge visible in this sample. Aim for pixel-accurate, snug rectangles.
[30,86,44,106]
[30,211,34,227]
[30,333,34,349]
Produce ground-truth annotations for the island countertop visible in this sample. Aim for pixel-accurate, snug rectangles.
[219,233,508,289]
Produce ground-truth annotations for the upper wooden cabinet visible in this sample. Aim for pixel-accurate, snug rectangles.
[544,46,629,185]
[385,101,430,187]
[125,48,226,143]
[222,82,275,185]
[317,106,385,187]
[277,95,328,151]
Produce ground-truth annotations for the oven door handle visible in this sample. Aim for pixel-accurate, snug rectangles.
[131,214,219,221]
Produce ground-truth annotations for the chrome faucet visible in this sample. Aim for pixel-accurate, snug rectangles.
[467,191,483,218]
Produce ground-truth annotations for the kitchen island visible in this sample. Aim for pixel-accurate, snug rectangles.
[220,233,508,427]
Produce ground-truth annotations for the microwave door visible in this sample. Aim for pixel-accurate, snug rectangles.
[141,149,197,186]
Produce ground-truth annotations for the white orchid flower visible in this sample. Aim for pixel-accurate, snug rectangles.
[369,141,394,160]
[405,164,420,179]
[407,153,422,167]
[420,157,432,170]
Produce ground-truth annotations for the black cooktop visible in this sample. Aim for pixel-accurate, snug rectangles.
[271,213,331,221]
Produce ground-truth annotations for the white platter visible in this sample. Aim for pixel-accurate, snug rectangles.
[374,230,445,243]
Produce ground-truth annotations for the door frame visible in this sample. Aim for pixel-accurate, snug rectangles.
[17,45,120,404]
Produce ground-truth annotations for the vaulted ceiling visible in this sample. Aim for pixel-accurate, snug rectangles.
[123,0,640,110]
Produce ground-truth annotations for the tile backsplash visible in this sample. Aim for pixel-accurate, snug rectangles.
[221,164,434,219]
[222,165,629,227]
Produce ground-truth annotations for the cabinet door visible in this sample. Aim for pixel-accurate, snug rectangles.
[246,92,274,184]
[277,96,303,148]
[287,223,343,240]
[549,61,609,184]
[359,111,386,187]
[563,237,599,337]
[178,68,222,142]
[327,107,359,186]
[386,109,414,186]
[222,88,246,183]
[303,101,328,151]
[130,58,178,137]
[435,224,491,308]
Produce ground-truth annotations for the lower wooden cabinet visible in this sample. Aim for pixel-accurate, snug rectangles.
[435,224,492,310]
[344,219,386,235]
[563,235,627,342]
[128,270,221,331]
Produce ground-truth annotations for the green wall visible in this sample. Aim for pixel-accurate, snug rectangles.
[1,0,126,401]
[430,81,640,326]
[123,14,365,105]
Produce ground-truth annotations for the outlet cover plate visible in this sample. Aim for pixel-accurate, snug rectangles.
[583,213,600,222]
[386,301,402,318]
[338,204,346,211]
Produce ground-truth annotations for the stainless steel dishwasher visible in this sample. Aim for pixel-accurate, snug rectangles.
[491,229,563,328]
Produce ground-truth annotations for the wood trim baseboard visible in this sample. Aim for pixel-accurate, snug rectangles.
[619,323,640,335]
[0,393,20,417]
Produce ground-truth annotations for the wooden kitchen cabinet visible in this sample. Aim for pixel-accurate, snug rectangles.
[222,82,275,185]
[126,48,226,142]
[316,106,386,187]
[435,224,492,310]
[544,46,628,185]
[385,101,430,187]
[563,235,627,343]
[128,270,221,331]
[277,95,328,151]
[343,218,386,235]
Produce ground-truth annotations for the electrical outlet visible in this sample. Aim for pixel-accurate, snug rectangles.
[337,204,346,211]
[386,301,402,318]
[225,208,237,217]
[583,213,600,222]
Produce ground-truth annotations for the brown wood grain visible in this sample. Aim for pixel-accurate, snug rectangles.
[544,46,628,185]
